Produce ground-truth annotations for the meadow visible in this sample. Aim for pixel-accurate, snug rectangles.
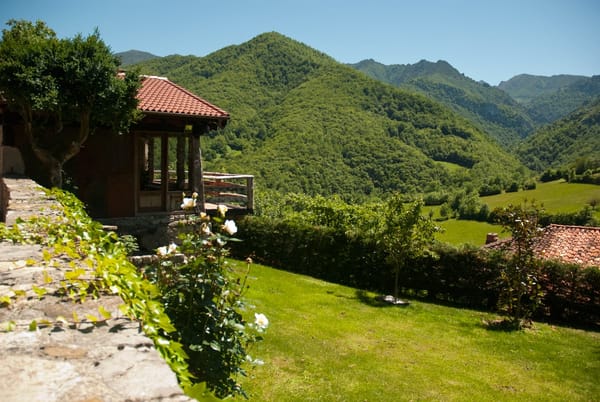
[432,180,600,245]
[236,260,599,401]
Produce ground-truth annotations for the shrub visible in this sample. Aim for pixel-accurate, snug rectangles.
[145,210,267,398]
[233,214,599,328]
[523,180,537,190]
[505,181,520,193]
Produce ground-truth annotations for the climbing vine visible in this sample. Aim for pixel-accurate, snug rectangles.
[0,188,215,399]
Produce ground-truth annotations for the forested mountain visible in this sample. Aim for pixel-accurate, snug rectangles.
[132,32,528,199]
[116,50,160,66]
[519,76,600,125]
[498,74,588,104]
[349,59,536,147]
[516,98,600,172]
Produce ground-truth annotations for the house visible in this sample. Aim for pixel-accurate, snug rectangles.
[2,75,253,219]
[70,75,256,218]
[485,224,600,268]
[2,75,253,250]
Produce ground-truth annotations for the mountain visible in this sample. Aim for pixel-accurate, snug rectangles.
[349,59,536,147]
[131,32,528,200]
[516,98,600,172]
[498,74,588,104]
[519,75,600,125]
[115,50,160,66]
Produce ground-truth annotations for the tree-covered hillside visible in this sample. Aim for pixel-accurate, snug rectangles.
[349,59,536,147]
[498,74,600,126]
[115,49,160,66]
[522,76,600,125]
[516,98,600,172]
[498,74,588,104]
[133,32,528,200]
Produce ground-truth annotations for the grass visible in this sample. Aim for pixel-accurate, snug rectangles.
[481,180,600,215]
[428,180,600,246]
[235,260,600,401]
[435,219,508,245]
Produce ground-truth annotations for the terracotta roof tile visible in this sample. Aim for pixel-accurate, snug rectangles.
[485,224,600,268]
[136,76,229,119]
[535,224,600,267]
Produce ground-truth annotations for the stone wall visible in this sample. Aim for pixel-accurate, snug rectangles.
[0,177,191,401]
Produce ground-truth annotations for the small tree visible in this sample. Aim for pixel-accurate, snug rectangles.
[493,202,544,328]
[380,195,438,301]
[0,19,140,187]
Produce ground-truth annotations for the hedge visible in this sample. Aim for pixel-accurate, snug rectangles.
[232,216,600,328]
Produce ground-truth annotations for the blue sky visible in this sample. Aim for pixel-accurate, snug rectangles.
[2,0,599,85]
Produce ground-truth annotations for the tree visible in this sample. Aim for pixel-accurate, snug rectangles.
[493,202,544,328]
[0,19,140,187]
[380,195,438,301]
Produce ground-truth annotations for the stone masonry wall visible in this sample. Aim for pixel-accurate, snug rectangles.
[0,177,191,402]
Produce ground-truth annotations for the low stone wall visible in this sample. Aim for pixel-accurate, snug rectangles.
[0,177,191,401]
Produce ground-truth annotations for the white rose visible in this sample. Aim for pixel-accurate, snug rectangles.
[222,219,238,235]
[254,313,269,330]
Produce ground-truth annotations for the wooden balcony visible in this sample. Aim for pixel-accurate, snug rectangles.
[203,172,254,213]
[138,170,253,215]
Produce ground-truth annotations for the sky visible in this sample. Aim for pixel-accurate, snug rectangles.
[2,0,599,85]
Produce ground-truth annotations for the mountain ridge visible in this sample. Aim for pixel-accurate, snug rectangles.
[131,32,528,199]
[349,58,536,146]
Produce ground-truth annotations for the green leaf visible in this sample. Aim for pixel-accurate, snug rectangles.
[13,289,26,298]
[98,305,112,320]
[32,285,47,298]
[85,314,98,323]
[65,268,86,280]
[43,270,53,284]
[29,320,37,331]
[0,295,11,306]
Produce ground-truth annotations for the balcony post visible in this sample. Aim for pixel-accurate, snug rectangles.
[190,133,206,212]
[246,176,254,211]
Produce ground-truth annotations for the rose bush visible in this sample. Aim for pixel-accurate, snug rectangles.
[146,206,266,398]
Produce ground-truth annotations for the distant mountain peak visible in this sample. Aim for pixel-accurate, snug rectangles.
[115,50,160,66]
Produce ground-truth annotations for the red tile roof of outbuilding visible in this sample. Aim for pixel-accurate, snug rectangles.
[535,224,600,267]
[485,224,600,268]
[136,76,229,119]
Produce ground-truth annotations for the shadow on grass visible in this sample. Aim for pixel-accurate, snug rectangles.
[481,318,521,332]
[480,317,542,332]
[355,289,411,308]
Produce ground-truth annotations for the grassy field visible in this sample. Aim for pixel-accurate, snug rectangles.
[430,180,600,246]
[235,260,600,401]
[481,180,600,214]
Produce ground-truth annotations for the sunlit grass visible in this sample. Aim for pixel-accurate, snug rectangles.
[481,180,600,215]
[425,180,600,246]
[435,219,506,246]
[235,261,600,401]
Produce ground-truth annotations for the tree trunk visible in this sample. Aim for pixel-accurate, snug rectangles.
[21,108,91,189]
[394,268,399,301]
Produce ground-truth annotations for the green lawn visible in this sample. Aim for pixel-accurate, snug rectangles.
[235,260,600,401]
[482,180,600,215]
[435,219,507,246]
[428,180,600,246]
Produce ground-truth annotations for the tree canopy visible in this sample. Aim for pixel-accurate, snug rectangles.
[0,19,141,187]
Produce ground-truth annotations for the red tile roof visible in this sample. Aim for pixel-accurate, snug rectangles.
[136,76,229,119]
[485,224,600,268]
[535,224,600,267]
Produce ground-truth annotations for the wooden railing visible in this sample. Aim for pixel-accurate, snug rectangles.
[203,172,254,212]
